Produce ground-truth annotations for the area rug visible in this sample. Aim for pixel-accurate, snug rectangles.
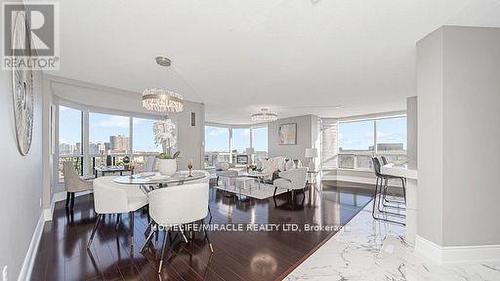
[213,182,288,200]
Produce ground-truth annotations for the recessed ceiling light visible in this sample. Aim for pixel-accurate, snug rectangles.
[155,56,171,67]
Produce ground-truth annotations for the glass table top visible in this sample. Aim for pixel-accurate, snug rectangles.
[113,170,209,185]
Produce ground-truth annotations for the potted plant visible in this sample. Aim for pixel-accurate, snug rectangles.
[153,119,180,176]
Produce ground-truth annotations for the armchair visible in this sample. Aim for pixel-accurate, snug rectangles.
[258,156,286,182]
[272,167,308,206]
[63,161,93,209]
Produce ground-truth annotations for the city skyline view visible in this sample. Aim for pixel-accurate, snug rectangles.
[59,106,162,155]
[205,126,268,153]
[339,117,407,151]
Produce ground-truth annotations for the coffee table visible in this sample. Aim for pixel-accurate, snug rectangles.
[219,173,260,199]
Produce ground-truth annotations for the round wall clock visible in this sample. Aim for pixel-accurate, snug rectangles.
[11,10,34,156]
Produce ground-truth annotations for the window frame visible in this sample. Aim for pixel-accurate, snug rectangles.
[335,114,407,171]
[55,98,164,182]
[204,122,268,167]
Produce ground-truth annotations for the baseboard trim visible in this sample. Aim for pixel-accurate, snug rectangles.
[335,175,375,186]
[53,190,92,203]
[17,212,44,281]
[43,197,56,221]
[321,175,374,185]
[321,175,336,181]
[43,190,92,222]
[415,235,500,264]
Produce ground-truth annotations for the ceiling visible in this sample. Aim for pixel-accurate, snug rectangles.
[44,0,500,124]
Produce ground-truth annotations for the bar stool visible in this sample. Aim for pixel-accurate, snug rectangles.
[379,156,406,206]
[371,157,406,225]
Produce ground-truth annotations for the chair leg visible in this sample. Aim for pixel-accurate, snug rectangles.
[207,206,213,224]
[401,178,407,204]
[70,192,75,209]
[158,230,169,273]
[273,187,278,207]
[129,212,134,249]
[372,177,379,219]
[115,214,121,231]
[141,224,156,253]
[87,214,102,249]
[378,179,387,212]
[203,226,214,253]
[179,226,189,243]
[377,179,406,217]
[65,192,71,208]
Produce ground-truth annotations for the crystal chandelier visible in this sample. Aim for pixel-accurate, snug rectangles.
[142,88,184,113]
[251,108,278,122]
[142,56,184,113]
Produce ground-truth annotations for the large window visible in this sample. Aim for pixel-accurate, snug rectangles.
[252,126,268,162]
[59,106,82,156]
[204,125,269,167]
[89,112,130,155]
[133,118,162,154]
[337,116,407,170]
[58,106,83,180]
[205,126,230,166]
[89,112,130,168]
[232,128,250,153]
[338,120,374,169]
[57,103,182,181]
[132,118,162,168]
[376,117,407,163]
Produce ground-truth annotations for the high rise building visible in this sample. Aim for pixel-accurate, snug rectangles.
[110,135,129,153]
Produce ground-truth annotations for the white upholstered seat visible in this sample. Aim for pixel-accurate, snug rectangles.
[87,176,148,249]
[145,182,213,273]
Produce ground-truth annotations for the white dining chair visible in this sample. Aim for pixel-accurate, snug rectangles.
[145,182,212,273]
[87,176,148,249]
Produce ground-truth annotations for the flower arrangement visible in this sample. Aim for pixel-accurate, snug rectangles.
[153,119,181,159]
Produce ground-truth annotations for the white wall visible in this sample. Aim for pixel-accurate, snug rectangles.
[441,26,500,247]
[417,27,445,246]
[0,69,44,278]
[268,115,319,164]
[406,96,418,170]
[176,102,205,170]
[417,26,500,247]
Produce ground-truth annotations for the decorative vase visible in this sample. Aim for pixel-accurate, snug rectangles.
[157,158,177,176]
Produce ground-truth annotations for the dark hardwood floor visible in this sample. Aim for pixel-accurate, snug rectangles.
[30,181,373,281]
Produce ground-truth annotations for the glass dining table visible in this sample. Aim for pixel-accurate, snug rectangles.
[113,170,209,193]
[113,170,210,253]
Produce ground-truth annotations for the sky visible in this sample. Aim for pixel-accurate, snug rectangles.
[339,117,407,150]
[205,126,268,152]
[59,106,161,153]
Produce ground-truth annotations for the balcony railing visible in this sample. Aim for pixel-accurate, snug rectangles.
[204,151,268,167]
[338,152,407,170]
[58,153,159,182]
